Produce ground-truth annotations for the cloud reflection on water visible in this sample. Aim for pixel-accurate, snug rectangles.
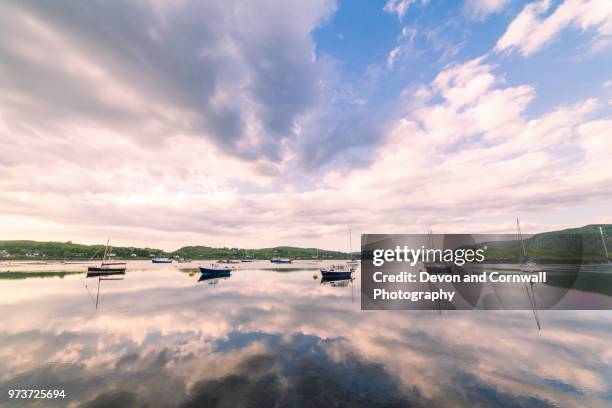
[0,267,611,407]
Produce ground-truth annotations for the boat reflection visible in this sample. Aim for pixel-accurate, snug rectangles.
[320,276,353,287]
[82,272,125,310]
[198,270,232,285]
[86,270,126,278]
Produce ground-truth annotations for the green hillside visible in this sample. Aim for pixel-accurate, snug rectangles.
[1,224,608,262]
[0,240,168,260]
[477,224,611,263]
[173,245,353,260]
[0,241,355,260]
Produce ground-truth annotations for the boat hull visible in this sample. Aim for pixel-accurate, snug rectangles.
[270,259,292,264]
[321,270,353,279]
[87,266,126,276]
[199,267,232,275]
[152,259,172,263]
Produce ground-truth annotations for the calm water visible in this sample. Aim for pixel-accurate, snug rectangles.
[1,261,611,407]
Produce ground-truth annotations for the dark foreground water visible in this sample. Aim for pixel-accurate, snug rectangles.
[0,261,611,407]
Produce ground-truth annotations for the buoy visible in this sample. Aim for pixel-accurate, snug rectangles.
[313,274,318,280]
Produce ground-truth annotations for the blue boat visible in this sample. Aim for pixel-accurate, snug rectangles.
[152,258,172,263]
[199,265,232,275]
[321,264,353,279]
[270,257,292,264]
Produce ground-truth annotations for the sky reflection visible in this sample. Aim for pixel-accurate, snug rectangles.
[0,265,611,407]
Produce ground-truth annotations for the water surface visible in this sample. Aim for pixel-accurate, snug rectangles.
[0,261,611,407]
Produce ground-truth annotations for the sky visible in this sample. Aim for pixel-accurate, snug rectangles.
[1,0,611,251]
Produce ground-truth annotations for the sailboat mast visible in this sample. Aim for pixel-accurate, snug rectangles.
[517,219,527,258]
[349,228,352,258]
[102,238,110,262]
[600,226,610,259]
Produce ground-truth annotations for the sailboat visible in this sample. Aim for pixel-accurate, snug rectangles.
[241,249,255,262]
[87,239,126,275]
[346,228,359,269]
[599,226,611,263]
[516,219,537,272]
[592,226,612,271]
[516,219,541,330]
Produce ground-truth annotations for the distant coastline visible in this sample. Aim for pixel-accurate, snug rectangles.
[0,241,357,261]
[1,224,609,262]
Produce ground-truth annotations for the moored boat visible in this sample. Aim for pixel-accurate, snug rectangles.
[152,258,173,263]
[218,259,240,264]
[270,257,292,264]
[321,264,353,279]
[199,264,233,275]
[87,239,126,275]
[241,249,255,262]
[346,228,360,268]
[598,226,611,264]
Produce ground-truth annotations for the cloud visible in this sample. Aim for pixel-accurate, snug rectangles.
[1,52,611,250]
[320,57,611,233]
[384,0,425,20]
[0,1,610,250]
[495,0,612,56]
[387,26,417,70]
[463,0,511,21]
[0,0,336,164]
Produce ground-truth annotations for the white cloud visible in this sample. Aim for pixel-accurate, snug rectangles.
[464,0,511,21]
[387,26,417,70]
[321,57,611,234]
[496,0,612,56]
[0,0,337,165]
[384,0,425,20]
[1,2,611,250]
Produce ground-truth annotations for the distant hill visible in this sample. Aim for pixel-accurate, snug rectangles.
[479,224,611,263]
[0,240,355,260]
[0,240,168,260]
[1,224,609,261]
[174,245,353,260]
